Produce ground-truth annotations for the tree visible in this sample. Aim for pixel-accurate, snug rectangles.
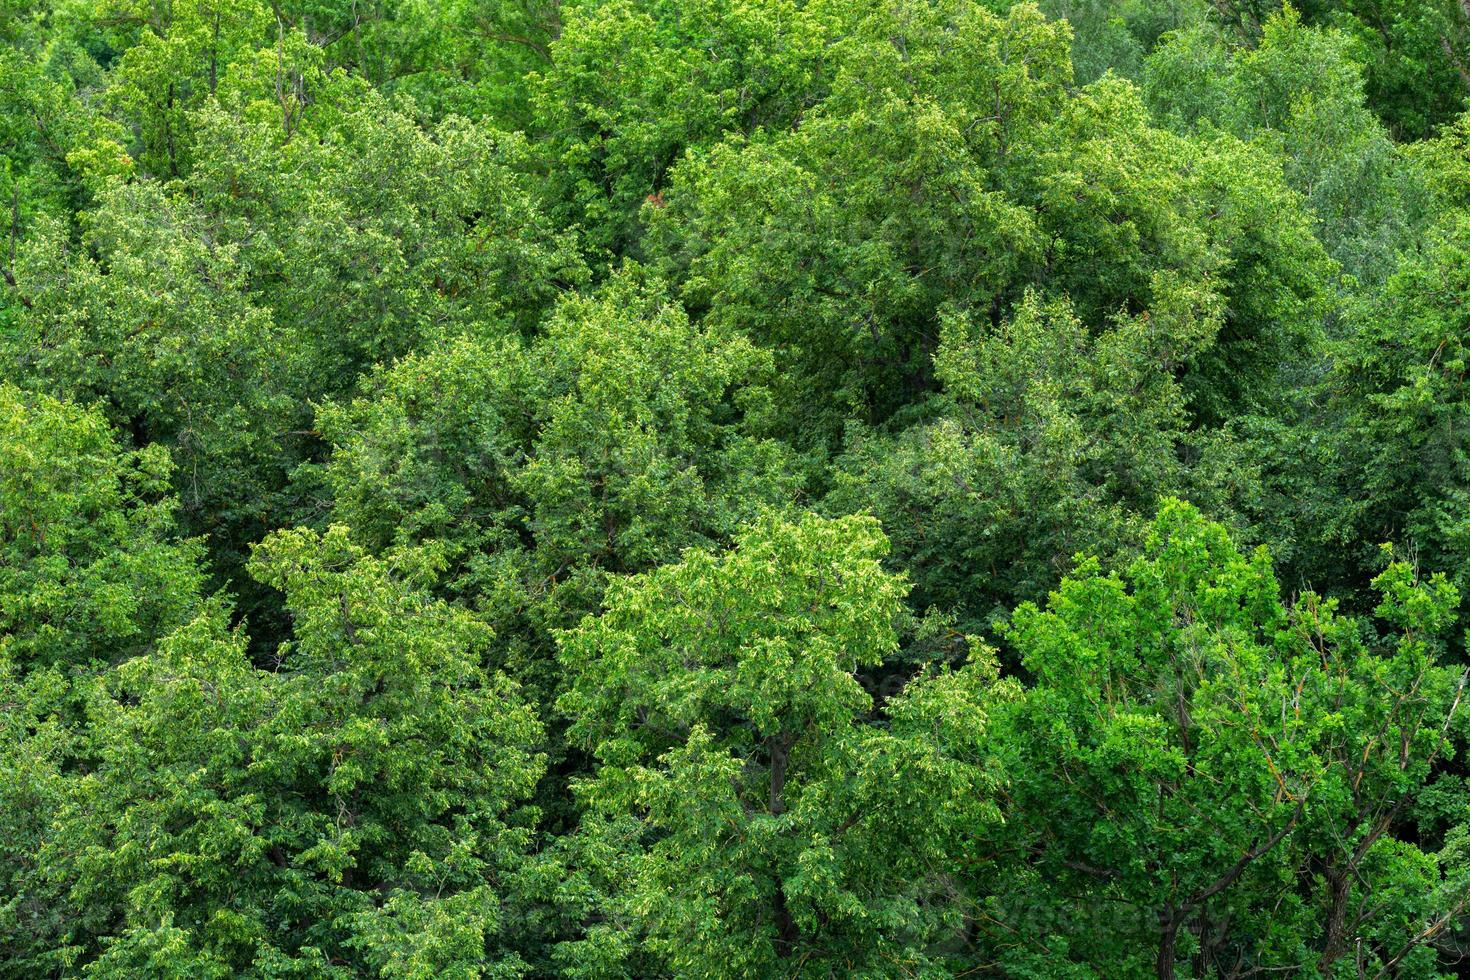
[4,66,585,627]
[528,0,834,257]
[1311,0,1470,140]
[245,526,546,976]
[29,526,545,975]
[647,0,1069,442]
[648,4,1329,445]
[1029,0,1207,83]
[1327,212,1470,608]
[186,89,587,386]
[0,387,202,974]
[0,649,86,974]
[313,268,798,694]
[0,34,129,317]
[5,187,301,607]
[827,289,1256,635]
[1062,0,1470,140]
[9,0,1470,974]
[0,384,204,672]
[557,510,1007,975]
[977,500,1470,977]
[105,0,272,177]
[1144,8,1431,286]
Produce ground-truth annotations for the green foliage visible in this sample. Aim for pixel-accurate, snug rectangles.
[6,185,301,587]
[8,0,1470,975]
[314,268,798,690]
[105,0,272,176]
[1328,213,1470,604]
[1033,0,1207,84]
[3,64,583,620]
[829,289,1257,632]
[26,528,544,975]
[1012,0,1470,140]
[530,0,833,257]
[0,384,204,671]
[0,382,206,976]
[647,0,1071,440]
[1144,7,1431,285]
[557,511,1006,974]
[0,36,125,275]
[187,90,587,381]
[981,501,1470,975]
[0,657,82,974]
[1312,0,1470,140]
[649,7,1329,444]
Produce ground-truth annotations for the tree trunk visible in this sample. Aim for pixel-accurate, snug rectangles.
[767,730,799,956]
[767,730,795,816]
[1158,910,1179,980]
[773,880,800,956]
[1318,867,1352,973]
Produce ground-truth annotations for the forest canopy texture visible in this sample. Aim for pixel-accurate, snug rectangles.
[9,0,1470,976]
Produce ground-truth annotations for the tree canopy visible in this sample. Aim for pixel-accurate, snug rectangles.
[7,0,1470,976]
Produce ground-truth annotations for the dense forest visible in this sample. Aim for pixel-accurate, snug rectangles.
[10,0,1470,975]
